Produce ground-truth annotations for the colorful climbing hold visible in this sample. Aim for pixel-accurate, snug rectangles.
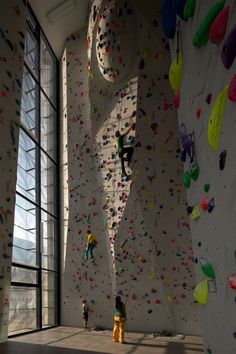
[193,279,208,304]
[200,258,216,279]
[209,5,230,44]
[208,85,228,151]
[221,24,236,69]
[169,52,183,91]
[192,0,226,48]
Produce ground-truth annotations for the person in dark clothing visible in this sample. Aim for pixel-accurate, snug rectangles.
[115,123,135,177]
[112,296,127,344]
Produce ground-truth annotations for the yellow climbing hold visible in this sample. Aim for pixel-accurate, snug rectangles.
[208,85,228,151]
[193,279,208,305]
[169,52,183,91]
[191,206,201,221]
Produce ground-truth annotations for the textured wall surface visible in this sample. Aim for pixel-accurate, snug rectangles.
[168,1,236,353]
[61,0,200,335]
[0,0,26,343]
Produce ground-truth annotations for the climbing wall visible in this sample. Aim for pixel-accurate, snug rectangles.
[0,0,26,343]
[167,0,236,353]
[61,0,201,334]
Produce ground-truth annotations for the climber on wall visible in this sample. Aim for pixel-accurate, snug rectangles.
[115,123,135,177]
[85,230,97,265]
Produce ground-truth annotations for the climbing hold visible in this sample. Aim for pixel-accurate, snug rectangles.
[191,206,201,221]
[228,74,236,102]
[183,0,196,19]
[208,85,228,151]
[190,162,200,180]
[187,205,193,214]
[179,123,192,158]
[204,183,210,193]
[180,149,186,162]
[219,150,227,170]
[174,91,180,108]
[205,93,212,104]
[183,170,191,188]
[221,24,236,69]
[193,279,208,304]
[200,196,209,211]
[208,198,215,213]
[162,0,177,39]
[192,0,226,48]
[169,52,183,91]
[209,5,230,44]
[228,274,236,290]
[176,0,187,21]
[196,108,202,119]
[200,257,216,278]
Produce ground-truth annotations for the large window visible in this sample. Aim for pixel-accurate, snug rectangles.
[8,5,59,336]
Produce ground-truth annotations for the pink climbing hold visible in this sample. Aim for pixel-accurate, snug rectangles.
[228,273,236,290]
[209,5,230,44]
[228,73,236,102]
[174,91,180,108]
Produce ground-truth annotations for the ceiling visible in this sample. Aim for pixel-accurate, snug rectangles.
[29,0,89,58]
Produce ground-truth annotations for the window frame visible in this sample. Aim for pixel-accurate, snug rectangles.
[8,2,60,337]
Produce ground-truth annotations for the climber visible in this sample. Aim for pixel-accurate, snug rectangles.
[85,230,97,264]
[112,295,127,344]
[115,123,135,177]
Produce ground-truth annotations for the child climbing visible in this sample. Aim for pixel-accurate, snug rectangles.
[115,123,135,177]
[85,230,97,265]
[112,295,127,344]
[82,299,89,329]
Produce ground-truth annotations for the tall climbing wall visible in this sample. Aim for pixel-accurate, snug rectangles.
[0,0,26,343]
[61,0,201,334]
[166,0,236,353]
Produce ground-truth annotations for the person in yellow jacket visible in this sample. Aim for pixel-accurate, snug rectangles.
[112,296,127,344]
[85,230,97,264]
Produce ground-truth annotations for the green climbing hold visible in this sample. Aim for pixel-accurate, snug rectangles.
[234,250,236,259]
[200,257,216,279]
[204,183,210,193]
[91,105,97,114]
[190,162,200,180]
[192,0,226,48]
[184,0,196,19]
[183,170,191,188]
[207,349,212,354]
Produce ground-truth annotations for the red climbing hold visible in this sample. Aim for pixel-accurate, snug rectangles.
[209,5,230,44]
[196,108,202,119]
[228,73,236,102]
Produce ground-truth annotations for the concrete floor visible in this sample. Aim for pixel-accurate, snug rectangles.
[1,326,204,354]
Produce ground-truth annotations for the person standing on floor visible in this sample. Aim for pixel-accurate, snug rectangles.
[82,299,89,329]
[112,295,127,344]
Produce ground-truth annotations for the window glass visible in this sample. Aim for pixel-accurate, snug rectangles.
[21,67,38,136]
[11,267,38,285]
[16,129,36,202]
[41,152,56,215]
[40,37,57,105]
[8,287,38,335]
[41,211,56,271]
[25,27,38,76]
[41,92,56,160]
[12,194,37,267]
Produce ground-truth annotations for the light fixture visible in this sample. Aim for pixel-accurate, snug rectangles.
[47,0,76,24]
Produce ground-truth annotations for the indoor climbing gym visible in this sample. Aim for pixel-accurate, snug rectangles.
[1,0,236,353]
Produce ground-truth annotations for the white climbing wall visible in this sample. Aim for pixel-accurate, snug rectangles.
[0,0,26,343]
[169,0,236,353]
[61,0,200,335]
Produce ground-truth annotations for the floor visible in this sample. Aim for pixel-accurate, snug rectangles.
[1,326,204,354]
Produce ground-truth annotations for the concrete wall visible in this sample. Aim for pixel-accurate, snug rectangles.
[61,0,200,335]
[0,0,26,343]
[168,1,236,353]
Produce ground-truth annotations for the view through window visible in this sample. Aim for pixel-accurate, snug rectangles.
[8,5,59,335]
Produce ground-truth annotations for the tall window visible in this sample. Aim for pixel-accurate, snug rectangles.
[8,6,59,335]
